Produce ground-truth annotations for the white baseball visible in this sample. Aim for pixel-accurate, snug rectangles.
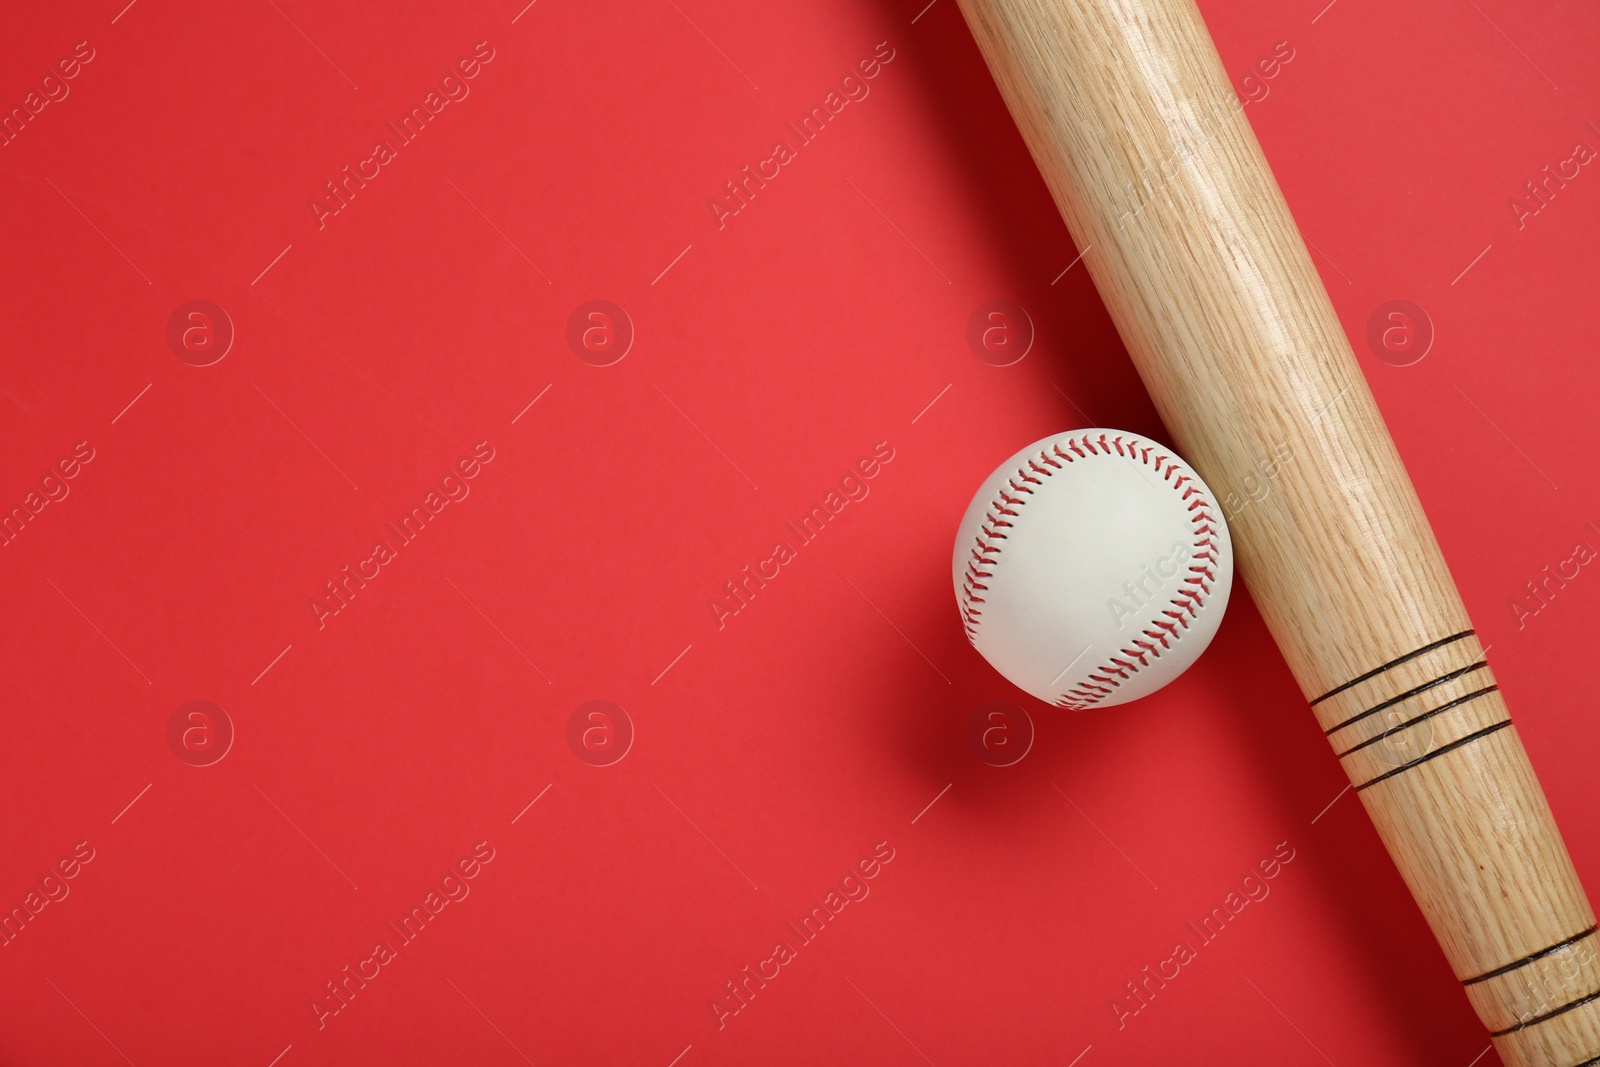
[953,429,1233,708]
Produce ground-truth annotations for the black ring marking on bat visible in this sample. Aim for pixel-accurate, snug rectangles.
[1354,719,1513,792]
[1324,661,1490,736]
[1310,630,1475,707]
[1488,987,1600,1037]
[1334,685,1499,758]
[1463,926,1599,986]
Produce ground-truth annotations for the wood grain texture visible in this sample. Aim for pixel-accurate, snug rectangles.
[953,0,1599,1059]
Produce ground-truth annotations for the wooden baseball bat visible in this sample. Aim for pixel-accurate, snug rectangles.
[952,0,1599,1061]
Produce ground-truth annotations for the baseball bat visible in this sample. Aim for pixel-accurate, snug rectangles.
[952,0,1599,1061]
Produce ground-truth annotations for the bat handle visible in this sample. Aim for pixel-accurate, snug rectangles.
[1313,629,1600,1062]
[954,0,1600,1060]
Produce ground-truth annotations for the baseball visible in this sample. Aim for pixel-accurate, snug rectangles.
[953,429,1233,708]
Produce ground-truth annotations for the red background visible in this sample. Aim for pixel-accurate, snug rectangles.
[2,0,1597,1064]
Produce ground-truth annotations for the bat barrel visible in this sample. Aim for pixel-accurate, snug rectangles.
[954,0,1600,1059]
